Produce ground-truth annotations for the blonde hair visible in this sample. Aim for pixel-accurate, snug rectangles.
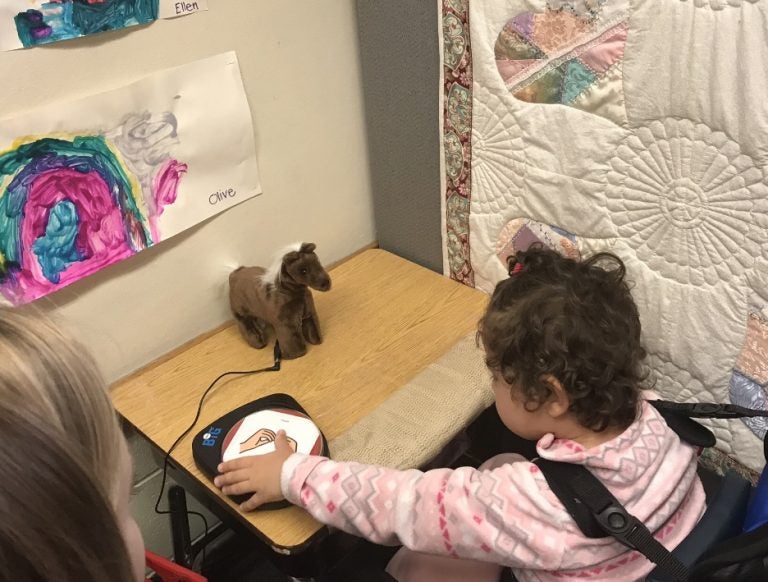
[0,306,122,498]
[0,306,134,581]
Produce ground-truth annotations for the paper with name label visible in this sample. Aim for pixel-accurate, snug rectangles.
[1,0,207,51]
[159,0,208,19]
[0,51,260,305]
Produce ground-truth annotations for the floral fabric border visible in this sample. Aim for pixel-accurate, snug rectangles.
[442,0,475,286]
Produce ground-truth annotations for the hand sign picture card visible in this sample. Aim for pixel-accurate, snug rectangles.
[221,408,323,463]
[192,393,329,510]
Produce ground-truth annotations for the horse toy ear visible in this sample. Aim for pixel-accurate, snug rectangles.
[300,242,316,254]
[284,250,301,264]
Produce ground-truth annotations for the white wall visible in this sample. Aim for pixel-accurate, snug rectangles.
[0,0,375,384]
[0,0,374,559]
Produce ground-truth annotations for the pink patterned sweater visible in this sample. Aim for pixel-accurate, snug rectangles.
[281,397,706,581]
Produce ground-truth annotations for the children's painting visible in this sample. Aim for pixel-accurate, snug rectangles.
[1,0,207,51]
[0,51,261,305]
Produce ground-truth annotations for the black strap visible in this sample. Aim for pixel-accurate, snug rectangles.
[650,400,768,420]
[530,399,767,581]
[535,459,689,581]
[650,400,768,462]
[534,459,604,537]
[650,404,717,448]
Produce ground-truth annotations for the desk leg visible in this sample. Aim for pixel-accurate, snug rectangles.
[169,485,193,568]
[150,445,330,577]
[166,482,380,581]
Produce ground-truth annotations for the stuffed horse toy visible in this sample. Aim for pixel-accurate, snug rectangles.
[229,243,331,359]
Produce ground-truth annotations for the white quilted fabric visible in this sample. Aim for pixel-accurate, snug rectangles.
[441,0,768,472]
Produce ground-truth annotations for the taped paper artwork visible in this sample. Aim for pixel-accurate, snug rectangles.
[0,51,260,304]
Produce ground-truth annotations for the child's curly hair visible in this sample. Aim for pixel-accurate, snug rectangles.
[478,246,647,432]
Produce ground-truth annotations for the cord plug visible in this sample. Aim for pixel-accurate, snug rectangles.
[272,341,282,371]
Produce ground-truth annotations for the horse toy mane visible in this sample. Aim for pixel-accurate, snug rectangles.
[228,242,331,359]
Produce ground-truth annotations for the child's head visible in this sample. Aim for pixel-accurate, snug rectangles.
[478,247,646,440]
[0,307,144,582]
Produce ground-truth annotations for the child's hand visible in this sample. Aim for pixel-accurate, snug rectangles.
[213,430,295,511]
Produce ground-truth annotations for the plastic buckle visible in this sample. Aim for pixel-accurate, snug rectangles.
[594,504,641,550]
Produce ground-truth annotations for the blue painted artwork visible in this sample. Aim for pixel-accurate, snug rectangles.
[14,0,159,49]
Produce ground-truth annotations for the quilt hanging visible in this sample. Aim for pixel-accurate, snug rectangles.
[440,0,768,475]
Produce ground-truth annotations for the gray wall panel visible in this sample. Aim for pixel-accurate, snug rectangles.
[356,1,443,272]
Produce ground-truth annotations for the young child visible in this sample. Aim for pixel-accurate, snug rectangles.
[0,307,144,582]
[215,247,706,581]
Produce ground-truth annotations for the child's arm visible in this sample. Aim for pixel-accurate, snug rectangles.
[215,432,566,570]
[282,454,566,569]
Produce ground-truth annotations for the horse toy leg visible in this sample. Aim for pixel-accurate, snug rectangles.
[302,292,323,345]
[233,313,269,349]
[275,320,307,360]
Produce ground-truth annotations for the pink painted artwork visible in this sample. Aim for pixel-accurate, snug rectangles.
[0,52,262,305]
[0,112,187,304]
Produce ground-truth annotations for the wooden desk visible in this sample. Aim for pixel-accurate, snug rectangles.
[112,249,487,554]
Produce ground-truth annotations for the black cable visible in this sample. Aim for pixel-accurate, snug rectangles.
[153,341,282,570]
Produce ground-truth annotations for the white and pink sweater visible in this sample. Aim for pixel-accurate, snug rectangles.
[280,397,705,581]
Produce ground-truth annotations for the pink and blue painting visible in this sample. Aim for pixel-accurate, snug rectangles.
[0,52,262,305]
[13,0,158,48]
[0,114,187,304]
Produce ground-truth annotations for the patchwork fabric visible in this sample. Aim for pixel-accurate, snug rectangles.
[680,0,758,10]
[730,312,768,439]
[736,313,768,385]
[495,10,628,125]
[439,0,768,473]
[496,218,580,268]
